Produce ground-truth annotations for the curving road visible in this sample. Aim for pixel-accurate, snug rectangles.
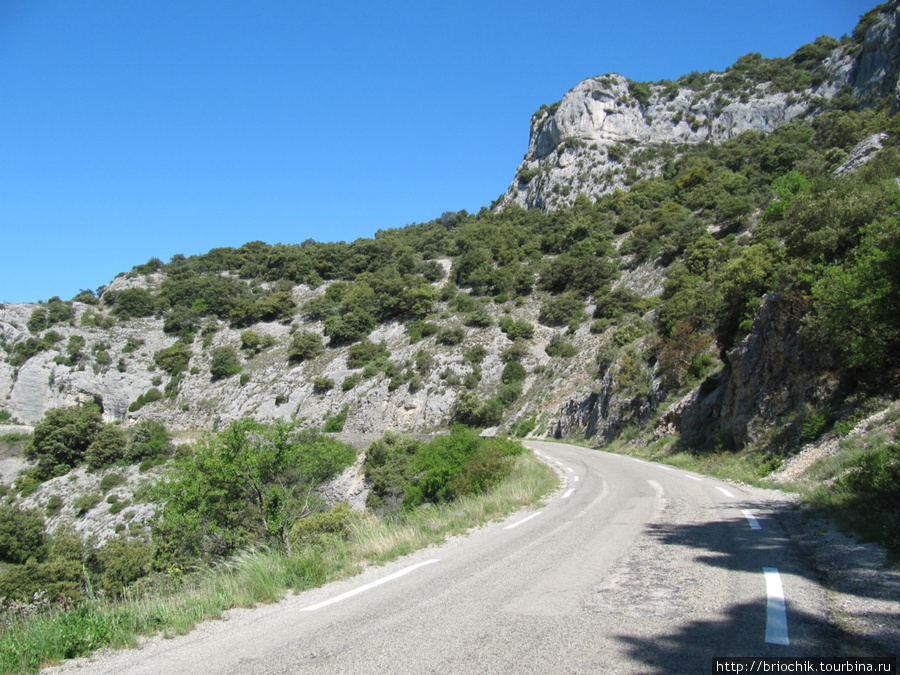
[46,441,841,674]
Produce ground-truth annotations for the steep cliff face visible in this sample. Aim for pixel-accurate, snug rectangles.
[501,2,900,212]
[655,292,834,450]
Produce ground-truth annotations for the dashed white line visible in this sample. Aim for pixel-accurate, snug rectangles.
[646,479,665,499]
[562,488,575,499]
[303,559,440,611]
[573,475,579,482]
[684,474,702,481]
[565,467,574,473]
[716,487,735,497]
[742,510,762,530]
[505,511,544,530]
[656,465,673,471]
[763,567,790,645]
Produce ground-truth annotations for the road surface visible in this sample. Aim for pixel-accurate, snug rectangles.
[46,441,840,674]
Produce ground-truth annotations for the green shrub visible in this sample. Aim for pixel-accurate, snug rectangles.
[99,472,126,493]
[465,310,493,328]
[500,316,535,340]
[408,320,440,343]
[313,377,334,393]
[210,345,242,380]
[152,418,355,564]
[501,340,529,363]
[94,536,155,597]
[73,493,103,516]
[539,292,585,327]
[342,374,361,391]
[454,392,503,428]
[26,403,103,479]
[545,335,578,357]
[86,426,128,469]
[0,505,46,564]
[511,416,538,438]
[437,327,465,345]
[324,407,348,433]
[103,288,157,318]
[402,428,524,507]
[153,341,192,377]
[288,331,324,363]
[287,503,356,550]
[45,494,63,516]
[465,345,488,364]
[501,361,527,384]
[802,412,832,442]
[108,499,129,515]
[128,387,163,412]
[126,419,172,462]
[346,339,389,368]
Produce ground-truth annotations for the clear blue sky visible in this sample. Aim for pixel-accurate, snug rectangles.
[0,0,877,303]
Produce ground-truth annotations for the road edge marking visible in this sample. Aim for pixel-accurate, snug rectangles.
[302,559,440,611]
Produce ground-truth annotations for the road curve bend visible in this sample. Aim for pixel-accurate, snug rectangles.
[44,441,839,674]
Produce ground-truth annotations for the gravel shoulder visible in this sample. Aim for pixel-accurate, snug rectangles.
[736,481,900,657]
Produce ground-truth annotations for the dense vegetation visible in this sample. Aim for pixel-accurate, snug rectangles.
[2,6,900,669]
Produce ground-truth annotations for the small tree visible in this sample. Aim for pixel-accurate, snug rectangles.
[288,331,324,363]
[26,403,103,479]
[210,345,242,380]
[0,505,45,564]
[152,419,355,563]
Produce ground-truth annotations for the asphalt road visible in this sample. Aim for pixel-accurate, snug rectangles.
[46,441,840,674]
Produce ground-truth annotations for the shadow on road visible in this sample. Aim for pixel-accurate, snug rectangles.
[614,600,852,675]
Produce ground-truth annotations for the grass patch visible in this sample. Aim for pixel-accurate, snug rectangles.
[0,453,556,674]
[799,433,900,560]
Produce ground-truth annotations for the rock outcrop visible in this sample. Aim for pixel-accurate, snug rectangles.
[658,291,835,449]
[501,1,900,212]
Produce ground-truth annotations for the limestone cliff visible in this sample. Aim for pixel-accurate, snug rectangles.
[501,1,900,212]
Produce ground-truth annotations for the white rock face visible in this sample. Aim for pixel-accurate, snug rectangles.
[501,3,900,212]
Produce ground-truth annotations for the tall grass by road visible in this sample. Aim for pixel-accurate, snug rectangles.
[0,452,556,674]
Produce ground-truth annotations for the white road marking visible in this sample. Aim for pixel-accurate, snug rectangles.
[742,510,762,530]
[302,559,440,611]
[573,475,579,482]
[646,480,665,499]
[565,467,574,473]
[505,511,544,530]
[684,474,702,481]
[763,567,790,645]
[562,488,575,499]
[656,465,673,471]
[716,487,735,497]
[630,457,644,463]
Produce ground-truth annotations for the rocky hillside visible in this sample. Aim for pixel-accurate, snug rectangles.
[501,1,900,211]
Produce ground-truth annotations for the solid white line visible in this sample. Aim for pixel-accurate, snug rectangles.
[763,567,790,645]
[742,510,762,530]
[505,511,544,530]
[716,487,735,497]
[302,559,440,611]
[684,474,702,481]
[562,488,575,499]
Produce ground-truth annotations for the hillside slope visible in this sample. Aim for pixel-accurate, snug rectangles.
[1,1,898,471]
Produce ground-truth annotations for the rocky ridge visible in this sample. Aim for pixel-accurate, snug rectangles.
[501,2,900,212]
